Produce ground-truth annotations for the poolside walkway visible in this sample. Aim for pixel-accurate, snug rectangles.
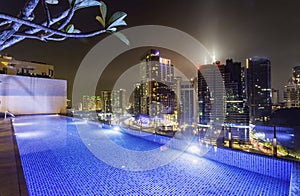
[0,119,28,196]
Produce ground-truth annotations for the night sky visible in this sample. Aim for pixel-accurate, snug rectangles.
[1,0,300,99]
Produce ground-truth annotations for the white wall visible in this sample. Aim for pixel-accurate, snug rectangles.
[0,74,66,115]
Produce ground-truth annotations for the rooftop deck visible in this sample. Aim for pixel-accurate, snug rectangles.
[0,119,28,196]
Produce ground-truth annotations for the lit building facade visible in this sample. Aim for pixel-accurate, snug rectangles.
[0,74,66,115]
[198,60,249,125]
[225,59,249,125]
[139,49,177,119]
[132,83,142,116]
[272,89,279,106]
[284,66,300,108]
[0,55,54,78]
[245,57,272,123]
[82,96,101,111]
[112,89,127,115]
[198,65,211,125]
[198,60,250,142]
[100,91,112,113]
[180,79,198,125]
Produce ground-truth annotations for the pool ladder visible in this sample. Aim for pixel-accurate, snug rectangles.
[3,111,15,119]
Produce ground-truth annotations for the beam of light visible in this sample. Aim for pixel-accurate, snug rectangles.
[187,145,200,154]
[103,129,122,136]
[212,54,216,63]
[13,122,34,126]
[68,121,88,125]
[113,126,120,131]
[15,131,46,138]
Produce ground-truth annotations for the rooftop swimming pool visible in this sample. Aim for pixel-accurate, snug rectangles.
[13,115,295,195]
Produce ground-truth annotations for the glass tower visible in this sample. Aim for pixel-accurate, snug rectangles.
[245,57,272,123]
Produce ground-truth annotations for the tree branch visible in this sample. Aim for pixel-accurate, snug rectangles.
[42,0,52,27]
[13,33,47,41]
[0,20,11,27]
[0,1,128,50]
[46,37,67,41]
[42,3,76,39]
[0,9,69,50]
[0,1,76,50]
[0,13,106,38]
[0,0,40,45]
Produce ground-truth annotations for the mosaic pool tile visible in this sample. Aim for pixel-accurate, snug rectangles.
[14,115,291,196]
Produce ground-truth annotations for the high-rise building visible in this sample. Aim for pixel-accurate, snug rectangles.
[100,91,112,113]
[225,59,249,125]
[140,49,174,84]
[139,49,177,118]
[112,89,126,115]
[198,61,226,125]
[245,57,272,123]
[272,89,279,105]
[132,83,143,116]
[82,95,101,111]
[284,66,300,108]
[198,60,250,143]
[292,66,300,84]
[180,79,198,125]
[198,60,248,125]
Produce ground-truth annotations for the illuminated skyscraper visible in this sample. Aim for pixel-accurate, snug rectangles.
[132,83,143,116]
[225,59,249,125]
[284,66,300,108]
[198,60,248,125]
[180,79,198,125]
[292,66,300,84]
[245,57,272,123]
[82,95,101,111]
[140,49,174,84]
[198,60,249,142]
[197,61,226,125]
[112,89,126,115]
[139,49,177,118]
[100,91,112,113]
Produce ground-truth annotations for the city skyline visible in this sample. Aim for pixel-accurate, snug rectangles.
[1,0,300,97]
[1,2,300,194]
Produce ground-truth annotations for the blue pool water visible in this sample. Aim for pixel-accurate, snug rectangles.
[13,115,290,196]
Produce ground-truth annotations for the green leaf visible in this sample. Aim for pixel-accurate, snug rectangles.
[112,32,129,45]
[99,1,107,21]
[107,11,127,25]
[64,24,81,33]
[66,24,74,33]
[75,0,101,10]
[107,12,127,29]
[96,16,105,28]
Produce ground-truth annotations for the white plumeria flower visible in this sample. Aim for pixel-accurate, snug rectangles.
[45,0,59,5]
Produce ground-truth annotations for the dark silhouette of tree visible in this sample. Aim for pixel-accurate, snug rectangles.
[0,0,128,51]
